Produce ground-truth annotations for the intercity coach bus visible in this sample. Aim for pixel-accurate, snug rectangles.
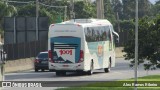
[48,19,119,76]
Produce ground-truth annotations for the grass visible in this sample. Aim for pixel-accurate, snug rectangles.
[56,87,160,90]
[137,75,160,81]
[56,75,160,90]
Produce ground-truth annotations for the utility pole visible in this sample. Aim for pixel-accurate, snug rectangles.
[117,12,120,33]
[70,0,75,19]
[134,0,138,90]
[101,0,104,19]
[64,6,67,21]
[36,0,39,40]
[96,0,104,19]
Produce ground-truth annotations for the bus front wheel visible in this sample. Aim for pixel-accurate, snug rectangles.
[87,61,94,75]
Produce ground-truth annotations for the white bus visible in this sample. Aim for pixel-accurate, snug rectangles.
[48,19,119,75]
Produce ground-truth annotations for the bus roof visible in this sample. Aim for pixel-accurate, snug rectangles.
[54,19,112,27]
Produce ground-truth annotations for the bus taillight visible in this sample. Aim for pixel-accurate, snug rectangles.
[78,50,84,63]
[48,50,54,63]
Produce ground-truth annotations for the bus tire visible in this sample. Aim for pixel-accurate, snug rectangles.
[56,71,61,76]
[104,59,111,73]
[61,71,66,76]
[87,61,93,75]
[41,69,45,72]
[56,71,66,76]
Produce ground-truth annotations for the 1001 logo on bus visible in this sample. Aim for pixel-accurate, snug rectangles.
[59,50,72,55]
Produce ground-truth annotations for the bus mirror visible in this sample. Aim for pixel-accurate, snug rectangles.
[112,32,119,44]
[113,34,119,44]
[116,38,119,44]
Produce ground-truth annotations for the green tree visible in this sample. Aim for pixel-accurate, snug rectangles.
[0,2,17,18]
[151,0,160,16]
[123,15,160,70]
[122,0,152,19]
[17,3,57,23]
[155,0,160,4]
[11,0,97,22]
[0,1,17,35]
[74,1,96,19]
[111,0,123,20]
[104,0,116,24]
[17,3,35,16]
[122,0,135,19]
[139,0,152,17]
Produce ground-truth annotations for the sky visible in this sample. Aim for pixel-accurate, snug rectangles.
[149,0,158,4]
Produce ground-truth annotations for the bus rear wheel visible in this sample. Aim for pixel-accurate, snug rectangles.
[41,69,45,72]
[56,71,66,76]
[104,60,111,73]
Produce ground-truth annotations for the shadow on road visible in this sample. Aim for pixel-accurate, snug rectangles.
[5,70,107,80]
[56,71,105,77]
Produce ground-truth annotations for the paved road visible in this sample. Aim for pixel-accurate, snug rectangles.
[3,58,160,90]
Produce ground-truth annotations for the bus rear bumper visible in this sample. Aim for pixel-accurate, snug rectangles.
[53,70,84,72]
[49,63,85,72]
[49,69,85,72]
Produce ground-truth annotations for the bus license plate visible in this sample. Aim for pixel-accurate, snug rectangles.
[63,65,69,67]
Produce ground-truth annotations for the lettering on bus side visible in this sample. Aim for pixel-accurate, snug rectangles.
[59,50,72,55]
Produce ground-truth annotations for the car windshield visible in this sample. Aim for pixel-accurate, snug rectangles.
[38,53,48,58]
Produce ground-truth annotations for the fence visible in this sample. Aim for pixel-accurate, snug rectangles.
[3,40,47,60]
[117,30,132,46]
[4,17,49,44]
[3,17,49,60]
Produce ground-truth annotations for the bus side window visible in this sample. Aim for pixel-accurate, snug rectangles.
[86,27,92,42]
[84,28,88,42]
[96,27,100,41]
[108,29,111,42]
[102,26,106,41]
[105,26,110,41]
[91,27,96,42]
[99,27,103,41]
